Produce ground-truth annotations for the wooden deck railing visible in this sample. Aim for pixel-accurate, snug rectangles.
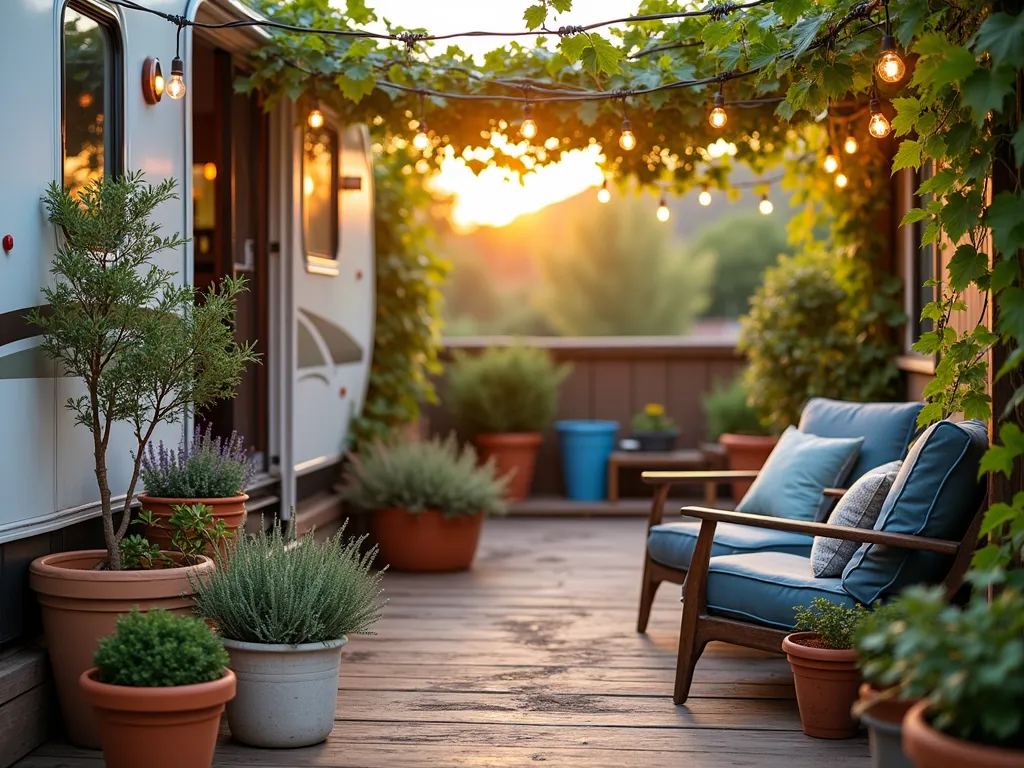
[422,336,743,498]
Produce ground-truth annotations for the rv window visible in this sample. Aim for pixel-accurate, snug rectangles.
[303,127,340,274]
[62,4,120,194]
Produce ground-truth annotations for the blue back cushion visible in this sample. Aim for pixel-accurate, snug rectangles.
[841,419,988,604]
[736,426,863,522]
[799,399,923,484]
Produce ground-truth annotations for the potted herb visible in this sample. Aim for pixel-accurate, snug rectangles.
[79,608,235,768]
[27,174,257,747]
[447,345,570,501]
[192,524,385,748]
[701,377,776,499]
[139,425,256,553]
[630,403,679,452]
[783,598,868,739]
[854,601,921,768]
[340,434,507,571]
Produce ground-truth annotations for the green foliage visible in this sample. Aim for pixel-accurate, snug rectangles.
[122,504,232,569]
[854,586,1024,749]
[93,608,228,687]
[340,434,508,519]
[447,346,570,435]
[739,249,899,429]
[348,146,449,450]
[853,601,912,689]
[535,194,716,336]
[191,522,385,645]
[27,174,259,569]
[701,378,770,440]
[140,426,254,499]
[792,597,869,651]
[631,403,676,433]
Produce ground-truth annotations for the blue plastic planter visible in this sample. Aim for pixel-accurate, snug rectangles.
[556,420,619,501]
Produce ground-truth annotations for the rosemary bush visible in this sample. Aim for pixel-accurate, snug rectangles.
[192,523,386,645]
[141,424,255,498]
[793,597,869,651]
[340,434,507,518]
[93,608,228,687]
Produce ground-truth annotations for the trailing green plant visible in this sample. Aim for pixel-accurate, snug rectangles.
[740,248,899,430]
[792,597,869,651]
[447,346,571,435]
[93,608,229,687]
[701,378,770,440]
[340,434,508,519]
[854,585,1024,749]
[631,403,676,434]
[191,522,386,645]
[27,173,259,570]
[141,424,256,499]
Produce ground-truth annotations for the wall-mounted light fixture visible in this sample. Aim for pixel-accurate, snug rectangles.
[142,57,164,104]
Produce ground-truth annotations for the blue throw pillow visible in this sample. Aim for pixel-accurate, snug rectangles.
[736,426,864,522]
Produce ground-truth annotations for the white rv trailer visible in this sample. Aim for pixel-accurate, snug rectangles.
[0,0,374,593]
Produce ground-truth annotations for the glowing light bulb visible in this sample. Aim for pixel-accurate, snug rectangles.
[876,36,906,83]
[698,188,712,207]
[520,104,537,140]
[708,91,727,129]
[823,149,839,174]
[869,112,892,139]
[843,135,859,154]
[166,56,186,100]
[307,107,325,130]
[834,172,849,189]
[303,176,314,196]
[759,195,774,215]
[656,198,670,222]
[413,122,430,151]
[619,119,636,151]
[597,181,611,204]
[203,162,217,181]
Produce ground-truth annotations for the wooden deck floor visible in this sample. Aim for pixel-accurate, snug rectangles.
[21,518,869,768]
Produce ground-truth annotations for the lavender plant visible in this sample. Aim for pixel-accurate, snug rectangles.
[141,424,256,499]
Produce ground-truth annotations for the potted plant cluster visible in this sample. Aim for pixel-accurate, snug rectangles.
[340,434,508,572]
[27,173,258,747]
[139,424,256,553]
[79,608,235,768]
[447,345,570,501]
[630,403,679,452]
[191,523,385,748]
[701,377,776,499]
[783,597,868,739]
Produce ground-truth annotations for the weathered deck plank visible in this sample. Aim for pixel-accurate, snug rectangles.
[18,517,869,767]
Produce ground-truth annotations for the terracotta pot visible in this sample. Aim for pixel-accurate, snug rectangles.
[371,508,484,572]
[719,433,778,500]
[137,493,248,555]
[859,683,919,726]
[859,683,919,768]
[80,667,235,768]
[782,631,862,739]
[903,701,1023,768]
[474,432,543,502]
[30,551,214,748]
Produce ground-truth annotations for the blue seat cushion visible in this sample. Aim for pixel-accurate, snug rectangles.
[735,426,863,522]
[842,419,988,605]
[799,398,924,488]
[706,552,859,630]
[648,520,813,570]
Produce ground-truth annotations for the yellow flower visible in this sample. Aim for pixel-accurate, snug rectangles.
[645,403,665,416]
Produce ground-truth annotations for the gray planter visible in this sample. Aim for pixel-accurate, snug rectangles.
[861,710,912,768]
[222,637,347,748]
[632,430,679,452]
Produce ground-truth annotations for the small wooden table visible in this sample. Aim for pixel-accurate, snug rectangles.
[607,449,712,502]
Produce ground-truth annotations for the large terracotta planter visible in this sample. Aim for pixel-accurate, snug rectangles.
[80,667,235,768]
[903,700,1023,768]
[371,508,484,572]
[859,683,919,768]
[474,432,543,502]
[30,551,214,748]
[137,493,248,555]
[719,433,778,500]
[782,631,862,739]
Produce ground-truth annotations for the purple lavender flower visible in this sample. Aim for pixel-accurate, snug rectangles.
[140,423,258,498]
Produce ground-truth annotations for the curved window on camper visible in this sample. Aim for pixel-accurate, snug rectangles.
[62,3,122,195]
[303,126,340,276]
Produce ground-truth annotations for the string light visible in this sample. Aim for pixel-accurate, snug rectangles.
[166,56,186,99]
[656,196,670,222]
[413,121,430,150]
[597,180,611,203]
[875,2,905,83]
[868,87,891,138]
[307,101,325,129]
[843,134,859,154]
[698,186,712,207]
[834,172,849,189]
[619,118,636,151]
[520,103,537,140]
[758,194,773,215]
[708,86,727,129]
[823,146,839,174]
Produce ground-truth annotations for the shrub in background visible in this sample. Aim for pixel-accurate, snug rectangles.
[701,378,769,440]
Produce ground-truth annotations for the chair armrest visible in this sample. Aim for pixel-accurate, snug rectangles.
[678,506,960,556]
[641,470,760,486]
[822,488,847,499]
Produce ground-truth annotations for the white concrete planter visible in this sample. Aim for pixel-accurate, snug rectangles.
[222,637,347,748]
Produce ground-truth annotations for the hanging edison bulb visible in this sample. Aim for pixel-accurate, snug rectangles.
[166,56,186,100]
[876,35,906,83]
[843,134,859,154]
[868,94,891,138]
[597,180,611,204]
[698,186,712,207]
[413,120,430,151]
[758,195,774,215]
[834,172,849,189]
[520,104,538,140]
[619,119,636,151]
[656,196,671,222]
[708,90,728,129]
[308,102,325,130]
[823,147,839,174]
